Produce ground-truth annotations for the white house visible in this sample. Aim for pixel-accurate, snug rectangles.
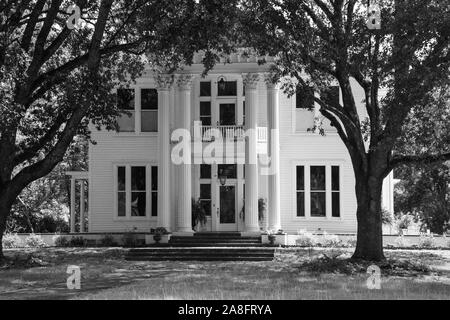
[68,52,394,236]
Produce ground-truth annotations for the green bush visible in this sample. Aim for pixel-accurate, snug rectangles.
[100,234,116,247]
[2,233,24,248]
[25,234,48,248]
[394,235,409,248]
[419,235,437,248]
[342,236,357,247]
[69,236,87,247]
[122,232,138,247]
[54,236,69,247]
[322,232,341,247]
[295,230,317,247]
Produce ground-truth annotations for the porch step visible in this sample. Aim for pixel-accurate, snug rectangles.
[125,248,275,261]
[169,233,262,247]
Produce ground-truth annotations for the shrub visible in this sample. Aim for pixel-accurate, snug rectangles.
[25,234,48,248]
[344,236,357,247]
[397,214,413,230]
[69,236,87,247]
[122,232,138,247]
[394,235,409,248]
[322,232,341,247]
[419,235,437,249]
[100,234,116,247]
[54,236,69,247]
[295,230,317,247]
[2,233,24,248]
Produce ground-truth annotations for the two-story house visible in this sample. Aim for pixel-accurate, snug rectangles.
[68,52,394,236]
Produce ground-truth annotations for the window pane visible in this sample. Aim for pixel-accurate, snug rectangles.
[200,101,211,116]
[332,192,340,217]
[322,86,340,107]
[141,89,158,110]
[118,166,126,191]
[117,89,135,110]
[296,166,304,191]
[296,86,314,109]
[200,184,211,199]
[151,192,157,216]
[332,166,340,191]
[200,81,211,96]
[219,103,236,125]
[310,166,325,190]
[311,192,326,217]
[141,110,158,132]
[151,166,158,191]
[200,116,211,126]
[117,112,135,132]
[297,192,305,217]
[118,192,126,216]
[200,164,211,179]
[218,164,237,179]
[131,166,146,191]
[131,192,146,216]
[218,81,237,96]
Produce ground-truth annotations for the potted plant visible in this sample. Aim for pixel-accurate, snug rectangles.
[153,227,168,244]
[240,198,267,227]
[192,198,207,231]
[266,229,276,245]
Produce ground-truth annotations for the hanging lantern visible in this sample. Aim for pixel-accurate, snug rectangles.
[218,76,227,92]
[218,167,227,186]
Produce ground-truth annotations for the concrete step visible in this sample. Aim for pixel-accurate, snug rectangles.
[168,243,267,247]
[193,232,242,237]
[169,238,261,243]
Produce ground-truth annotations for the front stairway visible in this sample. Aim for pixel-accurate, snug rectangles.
[125,232,275,261]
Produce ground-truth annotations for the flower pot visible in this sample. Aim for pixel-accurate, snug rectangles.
[268,235,276,245]
[153,234,162,244]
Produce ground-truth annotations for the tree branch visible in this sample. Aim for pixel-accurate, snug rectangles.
[390,152,450,169]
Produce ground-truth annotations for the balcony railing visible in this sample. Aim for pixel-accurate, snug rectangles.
[195,124,267,143]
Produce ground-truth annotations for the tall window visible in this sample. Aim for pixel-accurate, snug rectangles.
[117,88,135,132]
[141,88,158,132]
[310,166,326,217]
[295,164,341,218]
[296,166,305,217]
[332,166,340,217]
[199,164,212,217]
[116,165,157,218]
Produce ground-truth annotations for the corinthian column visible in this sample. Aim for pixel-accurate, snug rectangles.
[265,74,281,231]
[155,73,173,230]
[242,73,260,233]
[175,74,194,233]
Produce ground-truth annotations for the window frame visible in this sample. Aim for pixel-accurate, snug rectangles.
[113,163,157,221]
[292,161,343,220]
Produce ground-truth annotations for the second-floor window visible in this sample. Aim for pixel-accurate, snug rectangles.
[117,88,158,133]
[296,86,314,110]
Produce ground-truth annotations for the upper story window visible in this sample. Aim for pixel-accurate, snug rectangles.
[296,86,314,110]
[141,89,158,132]
[200,101,212,126]
[321,86,340,107]
[218,80,237,96]
[117,88,158,133]
[200,81,211,96]
[117,88,135,132]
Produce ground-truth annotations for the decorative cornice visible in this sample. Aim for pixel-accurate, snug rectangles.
[263,73,280,90]
[155,73,174,90]
[242,73,260,90]
[176,74,195,90]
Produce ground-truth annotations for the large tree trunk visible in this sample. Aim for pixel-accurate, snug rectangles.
[352,171,385,261]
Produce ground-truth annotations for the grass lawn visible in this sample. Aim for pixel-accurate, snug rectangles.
[0,247,449,300]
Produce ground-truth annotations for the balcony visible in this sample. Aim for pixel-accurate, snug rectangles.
[194,124,268,143]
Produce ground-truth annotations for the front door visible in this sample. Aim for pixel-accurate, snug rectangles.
[216,183,238,231]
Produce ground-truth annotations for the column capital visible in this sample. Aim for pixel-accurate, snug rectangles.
[155,73,174,91]
[242,73,260,90]
[176,74,195,90]
[264,73,280,90]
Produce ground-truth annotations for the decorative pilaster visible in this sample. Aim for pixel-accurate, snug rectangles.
[80,180,85,233]
[264,74,281,231]
[176,74,194,233]
[156,73,173,230]
[242,73,260,232]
